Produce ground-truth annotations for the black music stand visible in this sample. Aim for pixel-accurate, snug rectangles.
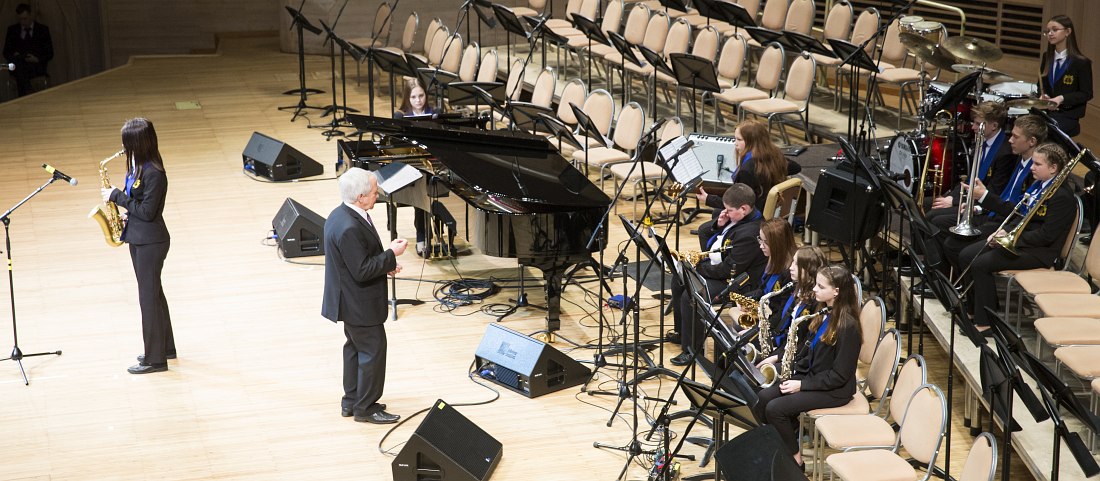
[743,27,798,52]
[449,81,504,126]
[657,0,689,14]
[415,67,460,111]
[638,45,673,124]
[376,161,427,320]
[491,3,531,81]
[571,13,607,88]
[679,377,759,481]
[828,38,881,147]
[786,30,834,57]
[524,14,569,72]
[1,176,64,385]
[536,113,584,152]
[710,0,756,31]
[460,0,497,51]
[507,102,554,132]
[670,53,721,133]
[1018,346,1100,480]
[608,31,644,107]
[570,102,607,174]
[279,4,325,121]
[312,18,360,138]
[372,49,416,117]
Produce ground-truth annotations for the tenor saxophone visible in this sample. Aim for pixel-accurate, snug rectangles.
[779,307,830,382]
[89,149,126,247]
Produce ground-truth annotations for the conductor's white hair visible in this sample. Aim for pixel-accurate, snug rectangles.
[338,167,376,204]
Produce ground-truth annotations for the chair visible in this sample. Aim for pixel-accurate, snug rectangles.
[546,0,585,29]
[633,18,692,107]
[438,34,464,74]
[745,0,789,49]
[660,25,720,122]
[825,384,948,481]
[782,0,816,36]
[363,2,393,48]
[425,27,451,67]
[739,51,816,143]
[590,2,648,61]
[857,297,886,367]
[819,1,853,45]
[658,116,684,145]
[405,17,441,67]
[376,12,419,57]
[570,88,617,154]
[762,177,802,223]
[606,10,669,101]
[1034,317,1100,359]
[507,67,557,132]
[1053,346,1100,394]
[512,0,547,18]
[574,101,645,183]
[1092,379,1100,449]
[1005,196,1087,326]
[715,42,785,120]
[457,43,481,82]
[476,49,499,82]
[563,0,625,70]
[959,433,998,481]
[814,8,879,110]
[546,78,588,153]
[869,19,937,129]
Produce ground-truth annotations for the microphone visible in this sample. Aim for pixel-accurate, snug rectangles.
[713,272,751,301]
[2,63,12,71]
[43,164,78,186]
[642,117,668,142]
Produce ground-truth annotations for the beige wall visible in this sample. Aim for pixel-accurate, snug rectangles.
[0,0,107,87]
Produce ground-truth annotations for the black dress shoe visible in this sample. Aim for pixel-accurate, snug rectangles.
[1080,234,1092,245]
[664,331,681,344]
[669,353,692,366]
[127,362,167,374]
[355,410,400,424]
[136,353,176,363]
[342,404,385,417]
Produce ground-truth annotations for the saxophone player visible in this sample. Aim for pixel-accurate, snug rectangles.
[741,219,797,350]
[99,118,174,374]
[751,264,862,470]
[755,246,828,368]
[953,143,1077,331]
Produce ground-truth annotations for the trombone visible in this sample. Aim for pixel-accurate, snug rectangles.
[949,121,985,238]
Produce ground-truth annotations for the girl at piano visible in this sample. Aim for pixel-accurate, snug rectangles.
[751,264,862,469]
[697,119,802,212]
[395,79,435,255]
[755,245,828,369]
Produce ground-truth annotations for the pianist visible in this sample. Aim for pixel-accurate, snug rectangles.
[394,79,435,255]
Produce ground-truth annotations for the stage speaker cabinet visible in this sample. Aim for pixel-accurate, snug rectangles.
[806,163,884,245]
[392,399,503,481]
[715,425,808,481]
[473,323,591,398]
[272,198,326,258]
[243,131,324,180]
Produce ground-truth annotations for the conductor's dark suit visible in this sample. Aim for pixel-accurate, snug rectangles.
[110,163,173,365]
[322,203,397,417]
[3,21,52,96]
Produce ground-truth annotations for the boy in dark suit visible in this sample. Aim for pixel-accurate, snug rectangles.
[3,3,53,96]
[322,168,407,423]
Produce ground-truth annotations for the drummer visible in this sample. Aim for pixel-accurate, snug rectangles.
[1039,15,1092,138]
[926,101,1015,222]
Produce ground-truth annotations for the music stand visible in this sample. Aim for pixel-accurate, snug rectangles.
[523,14,569,72]
[1018,347,1100,480]
[608,31,644,106]
[279,4,325,121]
[657,0,689,14]
[828,38,881,145]
[375,161,427,319]
[312,19,361,138]
[679,377,759,481]
[710,0,756,31]
[670,53,722,133]
[372,49,416,117]
[415,67,460,111]
[507,101,555,132]
[785,30,834,57]
[536,113,584,152]
[570,102,607,174]
[571,13,607,88]
[491,3,531,81]
[638,45,674,123]
[743,27,796,52]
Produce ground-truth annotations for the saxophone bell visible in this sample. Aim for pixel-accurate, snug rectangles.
[89,149,127,247]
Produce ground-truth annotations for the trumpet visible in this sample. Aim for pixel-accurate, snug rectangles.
[89,149,127,247]
[779,307,830,382]
[950,121,985,238]
[916,110,955,213]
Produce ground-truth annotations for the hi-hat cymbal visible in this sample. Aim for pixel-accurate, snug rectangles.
[1006,98,1058,110]
[951,64,1013,83]
[900,32,935,51]
[942,36,1003,63]
[912,45,958,70]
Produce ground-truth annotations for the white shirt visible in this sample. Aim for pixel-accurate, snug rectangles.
[343,201,374,226]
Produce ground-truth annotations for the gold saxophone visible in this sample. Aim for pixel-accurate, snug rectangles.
[757,282,794,357]
[779,307,830,382]
[996,149,1087,255]
[89,149,126,247]
[670,249,705,265]
[728,292,759,330]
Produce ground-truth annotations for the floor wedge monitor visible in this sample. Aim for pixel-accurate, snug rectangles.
[272,198,325,258]
[242,131,323,180]
[392,399,502,481]
[474,323,591,398]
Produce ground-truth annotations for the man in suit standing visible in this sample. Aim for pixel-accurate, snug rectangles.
[3,3,53,97]
[322,167,407,424]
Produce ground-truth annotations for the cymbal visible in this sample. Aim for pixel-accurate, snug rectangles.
[942,36,1003,63]
[912,45,958,70]
[1006,98,1057,110]
[900,32,935,51]
[951,64,1013,83]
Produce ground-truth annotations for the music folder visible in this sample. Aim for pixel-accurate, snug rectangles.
[375,161,421,195]
[660,136,704,194]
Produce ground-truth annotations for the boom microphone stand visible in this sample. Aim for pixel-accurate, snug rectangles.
[1,174,65,385]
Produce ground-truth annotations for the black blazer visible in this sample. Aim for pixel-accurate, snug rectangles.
[1039,53,1094,122]
[109,164,169,245]
[694,211,766,292]
[979,181,1076,265]
[705,158,803,211]
[790,313,861,399]
[3,21,52,75]
[941,136,1014,204]
[321,204,396,327]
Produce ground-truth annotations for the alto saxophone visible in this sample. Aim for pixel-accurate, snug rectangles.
[670,249,704,265]
[728,292,759,330]
[779,307,830,382]
[89,149,126,247]
[757,282,794,357]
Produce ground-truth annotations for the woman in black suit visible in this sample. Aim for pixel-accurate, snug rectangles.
[1039,15,1092,138]
[100,118,173,374]
[751,264,862,469]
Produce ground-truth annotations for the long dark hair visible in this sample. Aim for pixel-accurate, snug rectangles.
[811,264,860,346]
[792,246,827,304]
[398,79,428,114]
[1042,15,1085,76]
[122,118,164,176]
[760,218,796,275]
[738,120,785,193]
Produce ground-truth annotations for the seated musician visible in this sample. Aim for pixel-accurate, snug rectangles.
[742,219,797,345]
[925,101,1014,217]
[695,120,803,213]
[755,246,828,368]
[394,79,436,256]
[669,183,767,366]
[939,115,1048,266]
[953,142,1077,330]
[751,264,862,470]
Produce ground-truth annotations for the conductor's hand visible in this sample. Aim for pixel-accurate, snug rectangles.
[779,379,802,394]
[389,262,403,277]
[695,187,708,203]
[931,195,953,210]
[390,239,408,256]
[100,186,116,204]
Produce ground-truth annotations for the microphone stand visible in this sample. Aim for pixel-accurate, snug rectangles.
[0,176,64,385]
[310,0,355,138]
[278,0,325,121]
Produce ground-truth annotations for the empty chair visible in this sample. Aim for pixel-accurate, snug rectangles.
[546,78,588,153]
[511,0,547,18]
[405,17,441,68]
[457,43,481,82]
[783,0,815,36]
[563,0,624,74]
[821,1,854,45]
[546,0,584,29]
[714,42,785,120]
[738,51,817,143]
[605,10,669,97]
[378,12,419,56]
[873,18,937,129]
[745,0,789,49]
[476,49,499,82]
[573,101,645,181]
[1004,211,1098,327]
[629,18,692,106]
[825,8,880,111]
[570,88,617,154]
[958,433,997,481]
[438,33,463,74]
[591,2,648,60]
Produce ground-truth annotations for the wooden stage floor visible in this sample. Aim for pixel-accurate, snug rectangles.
[0,35,1044,480]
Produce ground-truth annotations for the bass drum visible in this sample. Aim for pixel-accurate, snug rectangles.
[888,133,954,196]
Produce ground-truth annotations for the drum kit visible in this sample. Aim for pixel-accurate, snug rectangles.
[885,20,1057,203]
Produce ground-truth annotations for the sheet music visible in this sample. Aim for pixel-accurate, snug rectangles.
[375,161,422,194]
[660,136,704,185]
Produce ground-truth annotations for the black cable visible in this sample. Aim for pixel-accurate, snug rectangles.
[241,169,339,183]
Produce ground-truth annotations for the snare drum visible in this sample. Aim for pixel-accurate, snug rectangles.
[889,133,954,196]
[899,16,924,34]
[988,81,1037,101]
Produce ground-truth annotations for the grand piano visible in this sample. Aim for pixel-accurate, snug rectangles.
[342,114,612,332]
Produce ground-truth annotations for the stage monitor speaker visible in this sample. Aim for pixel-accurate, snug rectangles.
[243,131,324,180]
[473,323,591,398]
[272,198,326,258]
[392,399,502,481]
[806,164,884,245]
[715,425,808,481]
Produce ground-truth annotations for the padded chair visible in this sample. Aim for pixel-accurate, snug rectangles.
[457,43,481,82]
[959,433,998,481]
[715,42,785,120]
[376,12,419,59]
[1034,317,1100,359]
[590,2,648,61]
[739,51,816,143]
[438,34,463,74]
[814,8,879,110]
[762,177,802,223]
[569,88,617,156]
[869,19,937,129]
[546,78,589,153]
[824,384,948,481]
[1001,196,1085,327]
[634,18,692,107]
[745,0,789,49]
[405,17,441,68]
[820,0,853,44]
[1006,213,1098,328]
[507,67,557,132]
[476,49,499,82]
[1053,345,1100,389]
[563,0,624,70]
[546,0,585,29]
[1092,379,1100,449]
[783,0,816,36]
[574,101,645,181]
[606,10,669,101]
[512,0,547,19]
[858,298,887,367]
